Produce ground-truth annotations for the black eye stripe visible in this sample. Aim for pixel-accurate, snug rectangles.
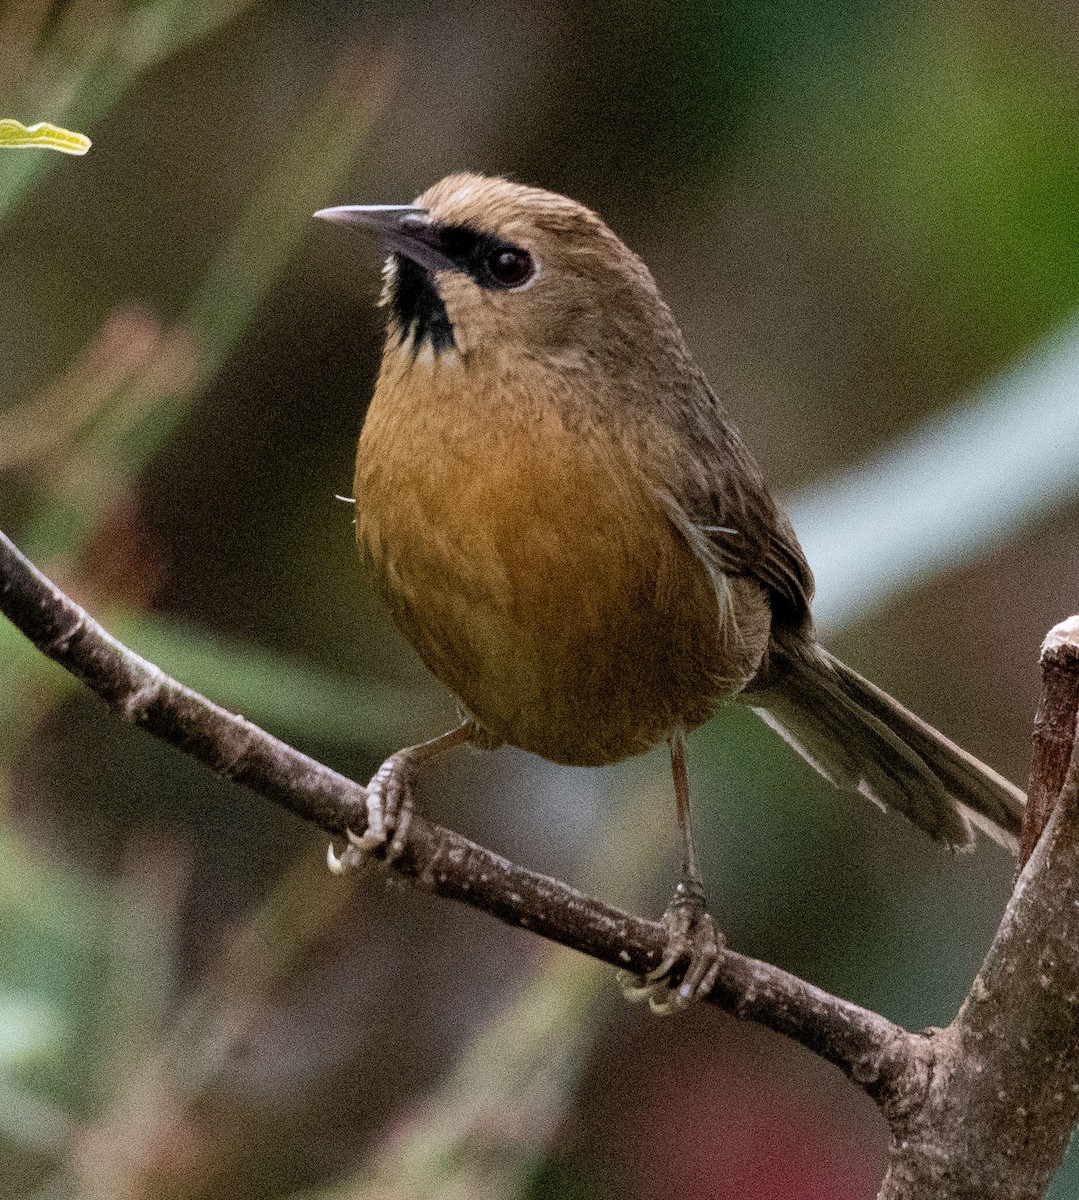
[431,223,532,290]
[386,222,532,358]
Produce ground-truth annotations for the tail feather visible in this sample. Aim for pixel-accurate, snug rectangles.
[747,647,1025,852]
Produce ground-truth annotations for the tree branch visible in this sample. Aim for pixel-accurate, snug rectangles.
[7,527,1079,1196]
[0,527,926,1108]
[878,617,1079,1200]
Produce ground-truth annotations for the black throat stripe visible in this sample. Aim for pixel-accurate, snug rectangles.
[387,222,526,357]
[390,255,456,356]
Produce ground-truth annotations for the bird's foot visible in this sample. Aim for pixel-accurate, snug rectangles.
[619,881,724,1016]
[326,749,419,875]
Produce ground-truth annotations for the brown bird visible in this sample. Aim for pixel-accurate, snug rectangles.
[315,174,1025,1013]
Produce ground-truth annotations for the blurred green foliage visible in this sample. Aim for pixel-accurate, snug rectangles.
[807,9,1079,362]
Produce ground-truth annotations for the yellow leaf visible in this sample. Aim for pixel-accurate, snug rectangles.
[0,120,91,155]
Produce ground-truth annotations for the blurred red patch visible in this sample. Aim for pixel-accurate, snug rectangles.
[632,1050,882,1200]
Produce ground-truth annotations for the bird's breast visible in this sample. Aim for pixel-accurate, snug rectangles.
[355,349,770,764]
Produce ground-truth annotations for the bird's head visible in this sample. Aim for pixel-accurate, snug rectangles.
[315,173,683,371]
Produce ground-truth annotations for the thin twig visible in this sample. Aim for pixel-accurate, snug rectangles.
[0,525,924,1107]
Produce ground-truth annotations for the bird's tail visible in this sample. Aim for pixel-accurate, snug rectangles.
[746,645,1025,852]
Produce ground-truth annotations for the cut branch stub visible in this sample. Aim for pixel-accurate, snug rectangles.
[879,615,1079,1200]
[1020,616,1079,868]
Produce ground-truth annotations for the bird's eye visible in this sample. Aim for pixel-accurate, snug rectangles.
[485,246,534,289]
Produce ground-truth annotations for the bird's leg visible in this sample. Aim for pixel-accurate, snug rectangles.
[327,721,475,874]
[620,731,724,1015]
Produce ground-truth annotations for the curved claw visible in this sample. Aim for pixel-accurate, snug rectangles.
[324,753,418,877]
[618,970,664,1006]
[618,899,725,1016]
[324,725,473,879]
[326,828,373,876]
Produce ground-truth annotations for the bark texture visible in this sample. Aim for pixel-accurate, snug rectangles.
[0,529,919,1094]
[879,617,1079,1199]
[1021,617,1079,866]
[3,527,1079,1198]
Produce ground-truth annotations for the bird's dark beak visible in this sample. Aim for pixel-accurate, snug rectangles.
[313,204,454,274]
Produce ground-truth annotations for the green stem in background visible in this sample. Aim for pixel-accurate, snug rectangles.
[184,45,397,368]
[0,0,252,221]
[0,38,402,1177]
[19,44,397,569]
[0,44,398,763]
[295,782,673,1200]
[67,855,356,1200]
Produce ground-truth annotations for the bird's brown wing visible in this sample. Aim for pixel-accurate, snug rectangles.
[666,393,815,631]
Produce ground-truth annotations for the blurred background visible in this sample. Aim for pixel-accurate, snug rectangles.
[1,1,1077,1197]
